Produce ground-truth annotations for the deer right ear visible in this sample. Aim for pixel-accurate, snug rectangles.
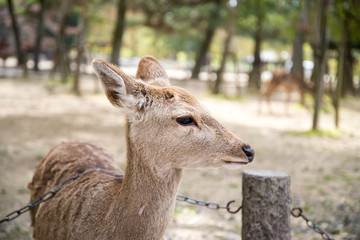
[136,56,170,87]
[92,58,139,109]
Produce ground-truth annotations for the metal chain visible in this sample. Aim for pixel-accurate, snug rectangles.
[0,172,241,225]
[0,173,83,224]
[176,194,242,214]
[291,207,334,240]
[0,170,338,240]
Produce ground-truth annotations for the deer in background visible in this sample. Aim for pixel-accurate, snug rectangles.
[28,56,254,240]
[258,71,314,114]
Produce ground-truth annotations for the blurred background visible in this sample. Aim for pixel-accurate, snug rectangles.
[0,0,360,239]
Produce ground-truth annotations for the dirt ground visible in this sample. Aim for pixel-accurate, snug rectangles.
[0,72,359,240]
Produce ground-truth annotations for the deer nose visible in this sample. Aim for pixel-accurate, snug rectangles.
[242,146,254,162]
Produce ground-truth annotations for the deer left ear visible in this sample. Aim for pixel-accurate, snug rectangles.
[92,58,148,113]
[136,56,170,87]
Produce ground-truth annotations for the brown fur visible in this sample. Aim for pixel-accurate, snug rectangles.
[259,71,314,114]
[28,56,254,240]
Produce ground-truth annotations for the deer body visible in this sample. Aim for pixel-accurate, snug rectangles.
[259,71,314,114]
[28,56,254,240]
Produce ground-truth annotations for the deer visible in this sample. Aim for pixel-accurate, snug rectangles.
[258,70,314,114]
[27,56,254,240]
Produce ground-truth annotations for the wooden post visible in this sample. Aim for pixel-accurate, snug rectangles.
[242,170,291,240]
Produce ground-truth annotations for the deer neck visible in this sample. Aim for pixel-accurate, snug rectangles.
[112,121,182,238]
[122,140,183,200]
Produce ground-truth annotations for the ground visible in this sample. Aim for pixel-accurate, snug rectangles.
[0,73,359,240]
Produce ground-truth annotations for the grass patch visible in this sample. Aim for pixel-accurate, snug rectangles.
[307,184,317,190]
[229,183,239,189]
[323,174,335,182]
[7,230,31,240]
[290,129,348,138]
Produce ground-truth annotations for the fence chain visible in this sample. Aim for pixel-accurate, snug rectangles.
[0,173,83,224]
[0,171,338,240]
[0,172,241,225]
[176,194,242,214]
[291,207,334,240]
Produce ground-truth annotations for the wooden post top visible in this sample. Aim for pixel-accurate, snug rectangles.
[243,169,289,178]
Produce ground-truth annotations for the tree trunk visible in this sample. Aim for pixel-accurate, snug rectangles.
[342,29,354,96]
[110,0,126,65]
[73,3,88,96]
[212,3,234,94]
[249,0,263,89]
[191,0,220,79]
[334,18,347,128]
[242,170,291,240]
[7,0,24,66]
[33,0,46,71]
[311,0,329,130]
[57,0,72,83]
[291,0,308,80]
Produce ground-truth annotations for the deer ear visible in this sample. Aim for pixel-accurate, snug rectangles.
[92,58,145,110]
[136,56,170,87]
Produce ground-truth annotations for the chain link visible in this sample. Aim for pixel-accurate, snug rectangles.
[176,194,242,214]
[291,207,334,240]
[0,173,83,224]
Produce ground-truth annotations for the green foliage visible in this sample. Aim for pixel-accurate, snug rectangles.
[4,0,359,80]
[236,0,298,43]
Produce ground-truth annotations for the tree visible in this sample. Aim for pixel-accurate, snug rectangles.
[73,2,88,96]
[248,0,263,89]
[57,0,72,83]
[238,0,291,89]
[311,0,329,130]
[212,1,235,94]
[335,0,359,96]
[334,17,347,128]
[110,0,126,65]
[7,0,24,65]
[333,0,360,127]
[290,0,309,80]
[33,0,46,71]
[191,0,221,79]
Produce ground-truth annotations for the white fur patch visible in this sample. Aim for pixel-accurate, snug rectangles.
[139,204,146,216]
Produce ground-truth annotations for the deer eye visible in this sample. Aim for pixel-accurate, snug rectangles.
[176,116,196,126]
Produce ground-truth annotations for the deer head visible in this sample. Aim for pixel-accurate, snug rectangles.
[92,56,254,178]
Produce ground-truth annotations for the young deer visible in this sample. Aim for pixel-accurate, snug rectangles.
[28,56,254,240]
[258,71,314,114]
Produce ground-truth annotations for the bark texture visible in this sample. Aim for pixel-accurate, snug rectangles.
[7,0,24,65]
[212,3,234,94]
[110,0,126,65]
[191,0,220,79]
[311,0,329,130]
[242,170,291,240]
[291,0,308,80]
[248,0,263,89]
[33,0,46,71]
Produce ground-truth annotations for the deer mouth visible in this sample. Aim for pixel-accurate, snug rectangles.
[223,160,249,165]
[222,159,249,170]
[222,160,249,170]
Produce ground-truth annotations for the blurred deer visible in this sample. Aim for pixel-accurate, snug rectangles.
[28,56,254,240]
[258,71,314,114]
